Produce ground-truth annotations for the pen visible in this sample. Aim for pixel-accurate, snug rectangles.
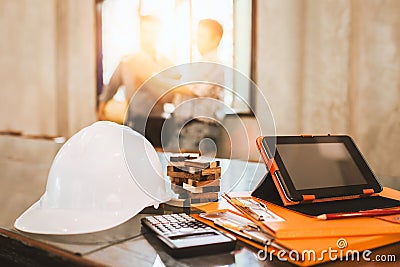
[222,193,274,235]
[223,194,261,220]
[231,197,265,221]
[317,208,400,220]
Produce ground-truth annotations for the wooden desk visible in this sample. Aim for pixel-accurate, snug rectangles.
[0,135,399,266]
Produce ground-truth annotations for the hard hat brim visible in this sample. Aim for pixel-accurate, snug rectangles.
[14,198,155,235]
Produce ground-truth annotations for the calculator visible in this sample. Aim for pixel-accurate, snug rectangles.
[141,213,236,257]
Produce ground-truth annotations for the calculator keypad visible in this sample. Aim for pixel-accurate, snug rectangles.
[144,213,213,237]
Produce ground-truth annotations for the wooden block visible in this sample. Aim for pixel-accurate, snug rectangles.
[201,167,221,176]
[166,198,190,207]
[168,169,220,181]
[167,165,174,172]
[183,183,220,193]
[187,179,221,187]
[184,157,220,168]
[167,170,192,179]
[167,165,183,173]
[170,166,202,174]
[188,174,210,181]
[170,153,199,162]
[168,161,186,167]
[171,184,190,198]
[167,166,200,178]
[169,177,187,185]
[188,191,219,199]
[169,166,220,176]
[167,170,206,180]
[190,173,221,181]
[190,197,218,204]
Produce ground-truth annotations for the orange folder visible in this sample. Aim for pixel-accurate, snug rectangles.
[193,187,400,266]
[193,213,400,266]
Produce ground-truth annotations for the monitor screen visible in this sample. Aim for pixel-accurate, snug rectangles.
[277,143,367,190]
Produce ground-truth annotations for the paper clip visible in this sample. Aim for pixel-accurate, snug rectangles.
[237,198,270,221]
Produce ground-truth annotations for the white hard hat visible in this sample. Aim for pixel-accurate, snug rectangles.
[14,121,171,235]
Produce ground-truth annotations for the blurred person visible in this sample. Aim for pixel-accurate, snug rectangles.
[170,19,225,153]
[98,15,192,147]
[197,18,224,63]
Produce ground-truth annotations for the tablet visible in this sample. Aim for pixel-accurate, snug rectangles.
[258,135,382,203]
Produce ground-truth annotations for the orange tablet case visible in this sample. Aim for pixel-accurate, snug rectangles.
[255,136,379,206]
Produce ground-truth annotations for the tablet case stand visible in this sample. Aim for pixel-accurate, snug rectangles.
[252,172,400,216]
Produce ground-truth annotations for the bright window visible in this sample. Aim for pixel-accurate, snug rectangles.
[100,0,252,110]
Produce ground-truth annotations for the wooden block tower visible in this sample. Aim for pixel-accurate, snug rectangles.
[167,154,221,206]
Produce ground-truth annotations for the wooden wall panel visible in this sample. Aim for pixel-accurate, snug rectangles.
[0,0,96,137]
[0,0,57,136]
[301,0,351,134]
[254,0,303,134]
[255,0,400,177]
[351,0,400,177]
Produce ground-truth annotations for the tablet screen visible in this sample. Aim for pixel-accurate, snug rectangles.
[277,143,367,190]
